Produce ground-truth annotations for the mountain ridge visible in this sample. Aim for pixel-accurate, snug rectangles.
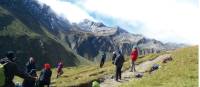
[0,0,186,64]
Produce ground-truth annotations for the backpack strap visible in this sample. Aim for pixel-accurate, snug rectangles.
[0,58,10,66]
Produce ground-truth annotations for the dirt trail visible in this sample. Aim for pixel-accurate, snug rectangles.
[100,54,172,87]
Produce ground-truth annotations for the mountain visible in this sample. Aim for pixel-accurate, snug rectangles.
[0,0,90,68]
[0,0,185,65]
[65,19,186,60]
[164,42,187,50]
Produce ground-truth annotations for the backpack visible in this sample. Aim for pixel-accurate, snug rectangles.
[114,54,124,66]
[0,63,7,86]
[92,81,100,87]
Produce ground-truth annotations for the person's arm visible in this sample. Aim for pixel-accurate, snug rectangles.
[122,56,125,63]
[136,50,138,58]
[50,70,52,77]
[114,56,118,65]
[39,69,44,80]
[13,63,35,80]
[25,62,30,73]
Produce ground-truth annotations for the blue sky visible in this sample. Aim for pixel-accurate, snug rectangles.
[37,0,200,45]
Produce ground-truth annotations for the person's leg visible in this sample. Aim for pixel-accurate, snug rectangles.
[100,61,103,68]
[115,66,118,81]
[61,69,64,75]
[119,66,122,80]
[57,69,62,78]
[30,81,36,87]
[133,61,136,72]
[57,69,59,78]
[57,72,59,78]
[38,81,44,87]
[130,61,133,72]
[102,61,105,67]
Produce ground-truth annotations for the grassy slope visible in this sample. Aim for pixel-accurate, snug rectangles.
[0,6,39,37]
[51,53,162,86]
[14,52,161,86]
[120,46,198,87]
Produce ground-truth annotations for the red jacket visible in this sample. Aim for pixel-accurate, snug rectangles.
[130,50,138,61]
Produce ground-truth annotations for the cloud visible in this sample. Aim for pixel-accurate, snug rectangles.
[37,0,200,45]
[80,0,200,44]
[37,0,95,23]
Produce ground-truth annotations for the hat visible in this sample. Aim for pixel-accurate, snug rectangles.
[44,63,51,69]
[6,51,16,61]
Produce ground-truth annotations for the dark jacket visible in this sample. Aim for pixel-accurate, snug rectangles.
[25,61,37,76]
[22,61,37,87]
[114,53,125,67]
[39,69,52,85]
[0,58,35,87]
[101,54,106,62]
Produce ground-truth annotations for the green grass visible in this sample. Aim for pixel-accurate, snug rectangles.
[0,6,39,38]
[14,53,161,86]
[51,53,162,86]
[120,46,198,87]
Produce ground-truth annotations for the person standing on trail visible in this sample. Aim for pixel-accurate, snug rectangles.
[113,50,125,81]
[56,62,63,78]
[100,52,106,68]
[130,47,138,72]
[0,51,37,87]
[38,63,52,87]
[23,57,37,87]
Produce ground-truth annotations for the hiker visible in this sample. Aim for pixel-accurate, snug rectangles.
[22,57,37,87]
[130,47,138,72]
[113,50,125,81]
[38,63,52,87]
[0,51,37,87]
[56,62,63,78]
[100,52,106,68]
